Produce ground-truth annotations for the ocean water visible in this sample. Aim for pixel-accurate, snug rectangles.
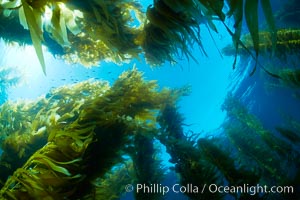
[0,0,299,199]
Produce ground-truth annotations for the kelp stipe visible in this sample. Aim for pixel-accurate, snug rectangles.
[198,137,266,200]
[198,138,260,185]
[277,69,300,88]
[128,134,165,200]
[276,127,300,144]
[222,94,300,199]
[82,161,134,200]
[158,104,223,200]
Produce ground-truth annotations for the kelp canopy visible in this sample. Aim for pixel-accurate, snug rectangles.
[0,0,276,73]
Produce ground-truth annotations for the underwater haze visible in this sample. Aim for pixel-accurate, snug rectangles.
[0,0,299,200]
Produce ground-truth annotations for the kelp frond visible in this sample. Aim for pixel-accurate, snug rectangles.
[223,29,300,58]
[0,67,187,199]
[20,0,46,75]
[225,0,276,72]
[0,0,277,73]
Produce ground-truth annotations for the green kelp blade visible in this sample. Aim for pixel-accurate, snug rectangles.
[21,0,46,75]
[33,154,72,176]
[261,0,277,55]
[227,0,243,69]
[245,0,259,75]
[50,4,69,46]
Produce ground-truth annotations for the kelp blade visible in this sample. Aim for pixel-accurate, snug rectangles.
[21,0,46,75]
[244,0,259,75]
[261,0,277,55]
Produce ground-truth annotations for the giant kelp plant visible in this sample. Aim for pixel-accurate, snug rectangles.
[156,96,299,199]
[0,0,277,73]
[0,68,299,199]
[219,1,300,78]
[0,67,189,199]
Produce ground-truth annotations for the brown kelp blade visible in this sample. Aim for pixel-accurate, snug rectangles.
[244,0,259,75]
[21,0,46,75]
[261,0,277,55]
[227,0,243,69]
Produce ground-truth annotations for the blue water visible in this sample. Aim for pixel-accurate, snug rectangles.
[3,22,234,134]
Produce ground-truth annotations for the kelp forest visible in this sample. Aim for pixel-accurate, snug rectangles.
[0,0,299,199]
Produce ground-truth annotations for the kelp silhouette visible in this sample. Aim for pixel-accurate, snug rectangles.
[0,0,276,73]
